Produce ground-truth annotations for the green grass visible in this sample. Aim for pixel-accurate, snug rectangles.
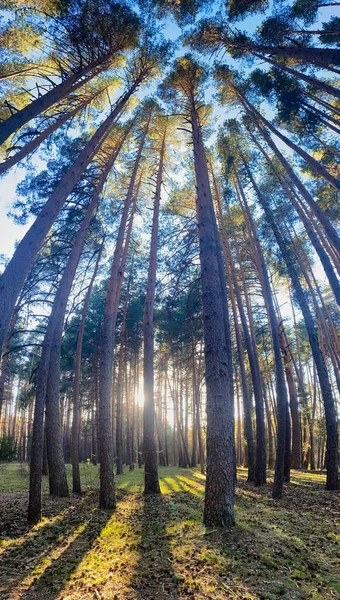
[0,464,339,599]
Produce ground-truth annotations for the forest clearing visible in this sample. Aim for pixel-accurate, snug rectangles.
[0,0,339,597]
[1,465,339,600]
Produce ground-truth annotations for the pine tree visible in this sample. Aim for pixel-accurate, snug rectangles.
[162,56,235,526]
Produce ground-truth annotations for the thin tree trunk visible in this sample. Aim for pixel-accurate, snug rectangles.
[249,172,339,491]
[0,86,106,176]
[0,311,18,419]
[46,150,121,499]
[0,55,109,145]
[243,97,340,190]
[98,121,148,509]
[234,39,340,67]
[225,235,266,485]
[163,368,169,467]
[214,184,255,481]
[244,115,340,257]
[0,89,137,356]
[251,51,340,99]
[71,244,102,493]
[42,427,49,476]
[235,172,289,497]
[116,282,130,476]
[278,322,302,469]
[143,127,166,494]
[28,150,117,524]
[241,145,340,305]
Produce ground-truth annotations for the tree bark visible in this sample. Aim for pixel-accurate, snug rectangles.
[0,87,105,176]
[213,179,255,482]
[226,237,266,486]
[0,56,110,145]
[98,122,148,509]
[116,283,130,476]
[235,172,289,497]
[0,86,138,356]
[233,39,340,67]
[71,244,102,493]
[28,149,118,524]
[242,142,340,305]
[278,321,302,469]
[251,51,340,100]
[189,101,235,526]
[249,173,339,491]
[244,121,340,258]
[143,127,166,495]
[243,97,340,190]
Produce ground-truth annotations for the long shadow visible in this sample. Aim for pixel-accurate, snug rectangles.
[166,476,187,493]
[130,493,179,600]
[0,498,88,594]
[16,506,112,600]
[159,475,174,494]
[0,490,69,543]
[0,493,110,600]
[172,475,204,497]
[0,508,79,588]
[200,480,340,599]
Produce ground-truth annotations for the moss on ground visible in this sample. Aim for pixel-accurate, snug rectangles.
[0,464,339,599]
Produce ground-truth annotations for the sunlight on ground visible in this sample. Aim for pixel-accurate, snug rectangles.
[0,465,339,600]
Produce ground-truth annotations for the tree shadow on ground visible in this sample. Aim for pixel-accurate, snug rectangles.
[1,469,339,600]
[0,492,111,600]
[130,493,179,600]
[0,496,87,594]
[147,469,340,599]
[172,475,204,496]
[0,490,72,542]
[17,507,111,600]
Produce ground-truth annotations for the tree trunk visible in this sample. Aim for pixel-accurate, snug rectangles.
[163,368,169,467]
[251,51,340,100]
[0,55,110,145]
[237,40,340,67]
[227,239,266,485]
[98,121,148,509]
[215,188,255,481]
[190,100,235,527]
[244,97,340,190]
[0,89,137,356]
[71,245,102,493]
[242,144,340,305]
[235,171,289,497]
[278,322,302,470]
[42,427,49,477]
[46,151,122,499]
[249,173,339,491]
[116,282,130,476]
[143,128,167,495]
[116,340,124,476]
[0,87,105,176]
[28,151,117,523]
[0,310,18,419]
[244,112,340,258]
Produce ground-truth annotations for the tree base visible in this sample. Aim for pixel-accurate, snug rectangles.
[144,485,161,495]
[27,505,41,525]
[203,506,235,528]
[99,494,116,510]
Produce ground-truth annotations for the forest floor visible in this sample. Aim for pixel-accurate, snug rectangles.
[0,464,339,600]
